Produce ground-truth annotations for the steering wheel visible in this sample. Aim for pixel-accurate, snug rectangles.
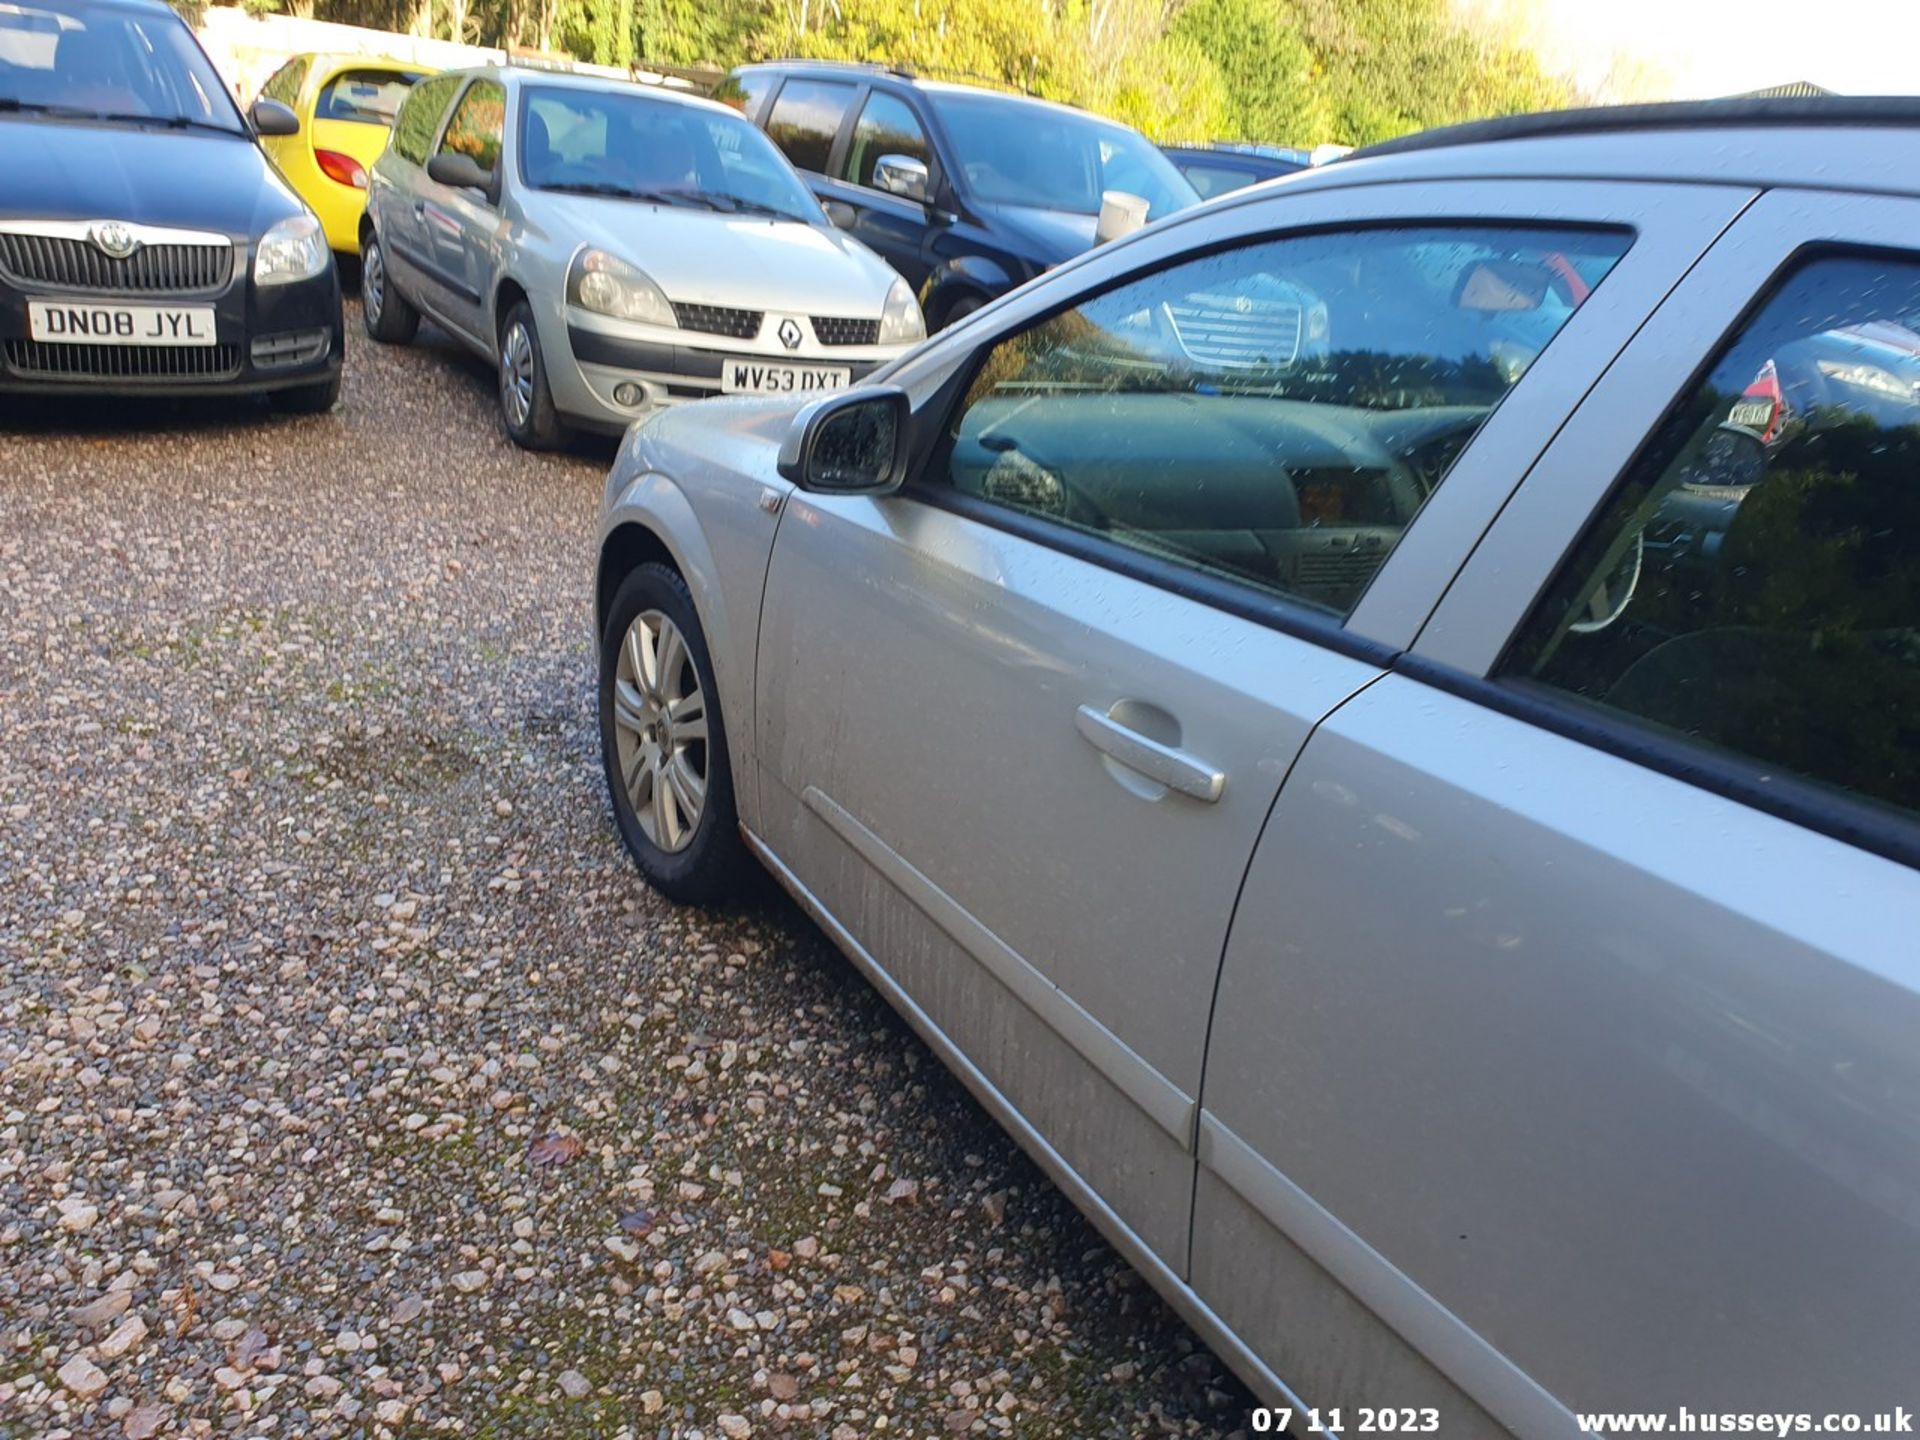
[1568,530,1644,635]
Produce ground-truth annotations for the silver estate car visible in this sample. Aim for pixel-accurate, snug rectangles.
[360,67,922,448]
[593,100,1920,1432]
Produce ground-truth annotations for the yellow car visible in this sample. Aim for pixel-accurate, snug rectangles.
[256,54,436,255]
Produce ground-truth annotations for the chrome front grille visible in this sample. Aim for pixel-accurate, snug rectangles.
[0,232,234,296]
[1163,291,1303,370]
[671,301,762,339]
[4,338,243,382]
[811,316,880,347]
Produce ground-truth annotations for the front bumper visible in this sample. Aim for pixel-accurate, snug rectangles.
[557,313,904,433]
[0,251,344,400]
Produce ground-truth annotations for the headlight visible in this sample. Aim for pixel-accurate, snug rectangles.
[878,276,925,345]
[253,214,328,287]
[568,249,676,327]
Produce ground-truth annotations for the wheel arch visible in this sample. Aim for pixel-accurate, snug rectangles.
[596,487,760,830]
[493,275,531,342]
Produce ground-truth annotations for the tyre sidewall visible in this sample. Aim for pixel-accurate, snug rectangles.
[498,301,564,450]
[598,564,744,904]
[360,234,417,344]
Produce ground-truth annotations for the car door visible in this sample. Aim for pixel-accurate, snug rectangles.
[371,71,461,311]
[1197,187,1920,1432]
[824,86,938,287]
[420,76,505,348]
[753,179,1748,1280]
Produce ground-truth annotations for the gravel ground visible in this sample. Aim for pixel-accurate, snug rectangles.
[0,313,1254,1440]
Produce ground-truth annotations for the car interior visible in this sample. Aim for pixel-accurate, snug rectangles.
[945,227,1628,616]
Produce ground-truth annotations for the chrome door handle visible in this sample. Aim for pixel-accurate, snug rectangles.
[1074,705,1226,803]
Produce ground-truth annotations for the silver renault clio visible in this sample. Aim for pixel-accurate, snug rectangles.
[361,66,922,448]
[595,99,1920,1435]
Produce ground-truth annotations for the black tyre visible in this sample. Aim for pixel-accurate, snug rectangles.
[497,300,567,450]
[360,232,419,344]
[940,293,987,330]
[599,563,751,905]
[271,371,341,414]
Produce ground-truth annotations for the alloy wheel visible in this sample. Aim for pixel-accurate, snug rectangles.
[501,320,535,431]
[610,609,709,853]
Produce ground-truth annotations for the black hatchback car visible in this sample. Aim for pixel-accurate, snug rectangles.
[0,0,343,412]
[724,62,1197,329]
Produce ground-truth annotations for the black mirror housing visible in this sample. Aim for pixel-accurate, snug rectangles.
[250,97,300,137]
[777,387,910,496]
[427,151,497,200]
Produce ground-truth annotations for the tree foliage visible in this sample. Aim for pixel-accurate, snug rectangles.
[296,0,1579,145]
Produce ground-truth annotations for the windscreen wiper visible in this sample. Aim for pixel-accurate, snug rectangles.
[542,182,709,208]
[98,111,243,136]
[715,196,807,222]
[0,97,99,118]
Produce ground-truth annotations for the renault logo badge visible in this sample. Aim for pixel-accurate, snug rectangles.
[89,221,140,259]
[777,317,803,350]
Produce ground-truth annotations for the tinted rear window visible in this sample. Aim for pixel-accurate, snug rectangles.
[764,77,855,174]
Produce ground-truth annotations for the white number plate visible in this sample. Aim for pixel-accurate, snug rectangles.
[720,361,850,395]
[27,300,218,347]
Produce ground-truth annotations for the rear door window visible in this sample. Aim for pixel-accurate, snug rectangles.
[1505,250,1920,821]
[763,77,856,174]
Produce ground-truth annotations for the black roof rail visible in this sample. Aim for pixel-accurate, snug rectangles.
[1348,96,1920,161]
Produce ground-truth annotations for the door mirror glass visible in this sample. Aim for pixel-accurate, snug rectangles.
[779,388,910,495]
[873,154,929,203]
[250,97,300,137]
[427,150,493,195]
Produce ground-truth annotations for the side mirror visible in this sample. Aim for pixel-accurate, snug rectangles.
[777,387,910,495]
[821,199,856,229]
[428,151,496,201]
[250,97,299,137]
[872,154,929,204]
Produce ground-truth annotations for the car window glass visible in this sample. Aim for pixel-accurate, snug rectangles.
[926,90,1195,219]
[1179,161,1256,199]
[521,85,822,223]
[259,56,307,107]
[437,78,505,173]
[0,0,243,130]
[764,77,855,174]
[944,225,1631,617]
[316,67,418,125]
[391,71,459,164]
[1505,251,1920,822]
[843,90,930,188]
[714,69,773,120]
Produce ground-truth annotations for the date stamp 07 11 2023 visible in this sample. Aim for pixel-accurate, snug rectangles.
[1252,1407,1442,1434]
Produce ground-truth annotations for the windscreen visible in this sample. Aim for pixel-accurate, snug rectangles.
[0,0,244,132]
[521,85,825,224]
[927,90,1197,219]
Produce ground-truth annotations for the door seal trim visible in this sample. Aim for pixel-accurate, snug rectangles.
[801,784,1198,1150]
[1200,1113,1581,1439]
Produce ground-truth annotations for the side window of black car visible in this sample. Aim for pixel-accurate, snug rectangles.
[391,73,460,166]
[764,78,856,175]
[842,90,932,190]
[1506,251,1920,822]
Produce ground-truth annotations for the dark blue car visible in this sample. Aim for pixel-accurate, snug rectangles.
[724,63,1198,330]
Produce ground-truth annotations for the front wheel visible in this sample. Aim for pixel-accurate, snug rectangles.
[497,301,567,450]
[598,563,751,905]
